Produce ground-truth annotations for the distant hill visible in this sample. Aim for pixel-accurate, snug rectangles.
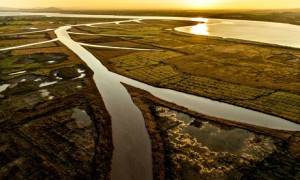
[0,7,63,12]
[0,7,19,11]
[19,7,63,12]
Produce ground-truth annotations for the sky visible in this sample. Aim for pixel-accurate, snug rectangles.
[2,0,300,10]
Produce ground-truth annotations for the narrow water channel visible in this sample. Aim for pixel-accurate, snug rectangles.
[55,26,153,180]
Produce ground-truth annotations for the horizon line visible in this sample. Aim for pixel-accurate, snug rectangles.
[1,6,300,11]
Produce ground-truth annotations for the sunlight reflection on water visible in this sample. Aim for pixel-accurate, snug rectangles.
[191,17,208,23]
[190,18,209,35]
[191,23,209,35]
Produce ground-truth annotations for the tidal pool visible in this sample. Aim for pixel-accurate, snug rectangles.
[72,108,92,128]
[0,84,10,93]
[157,106,276,155]
[9,70,26,76]
[156,106,280,179]
[39,81,58,87]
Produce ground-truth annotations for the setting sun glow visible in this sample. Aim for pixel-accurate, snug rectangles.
[184,0,220,9]
[1,0,300,9]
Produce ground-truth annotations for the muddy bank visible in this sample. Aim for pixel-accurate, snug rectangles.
[122,84,165,180]
[124,84,300,179]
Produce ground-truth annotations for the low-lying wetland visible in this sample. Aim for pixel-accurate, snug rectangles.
[125,84,300,180]
[1,14,299,179]
[0,31,113,178]
[84,19,300,123]
[155,106,300,179]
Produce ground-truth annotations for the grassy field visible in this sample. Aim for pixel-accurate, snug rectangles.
[0,28,58,49]
[0,16,124,34]
[84,19,300,123]
[73,20,197,36]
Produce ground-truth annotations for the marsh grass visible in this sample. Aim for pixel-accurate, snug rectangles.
[84,20,300,122]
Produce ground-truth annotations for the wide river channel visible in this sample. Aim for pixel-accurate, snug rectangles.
[1,12,300,180]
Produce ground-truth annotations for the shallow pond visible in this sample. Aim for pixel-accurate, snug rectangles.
[9,70,26,76]
[72,108,92,128]
[0,84,10,93]
[39,81,58,87]
[156,106,280,179]
[157,106,276,155]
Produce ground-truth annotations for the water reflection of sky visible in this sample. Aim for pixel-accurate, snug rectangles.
[156,106,280,178]
[157,106,276,155]
[178,18,300,48]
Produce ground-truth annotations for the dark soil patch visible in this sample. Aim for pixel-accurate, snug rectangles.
[87,48,136,59]
[56,67,81,79]
[7,75,44,84]
[267,53,299,62]
[71,35,123,44]
[97,41,154,49]
[6,81,40,96]
[15,53,68,65]
[16,57,36,64]
[124,84,300,180]
[0,51,11,60]
[45,53,68,60]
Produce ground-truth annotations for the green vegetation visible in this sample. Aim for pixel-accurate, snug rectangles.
[74,20,197,36]
[0,13,299,179]
[0,32,112,178]
[0,38,51,49]
[85,20,300,123]
[0,16,131,35]
[0,52,68,78]
[0,27,57,49]
[126,84,300,180]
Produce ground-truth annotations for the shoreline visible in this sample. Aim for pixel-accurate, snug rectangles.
[123,84,295,140]
[173,29,300,50]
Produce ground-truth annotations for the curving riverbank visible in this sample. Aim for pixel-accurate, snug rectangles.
[55,25,153,180]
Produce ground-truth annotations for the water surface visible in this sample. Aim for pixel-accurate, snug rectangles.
[176,18,300,48]
[55,26,153,180]
[0,84,10,93]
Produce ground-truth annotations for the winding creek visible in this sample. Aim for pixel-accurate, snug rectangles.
[1,12,300,179]
[55,24,153,180]
[0,38,58,51]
